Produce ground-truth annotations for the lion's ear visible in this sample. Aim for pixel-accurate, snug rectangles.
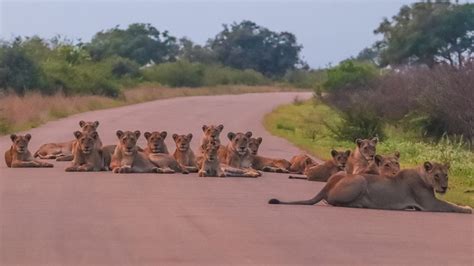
[356,138,363,147]
[134,130,141,139]
[172,134,179,141]
[394,151,400,159]
[93,121,100,128]
[202,125,208,132]
[374,155,383,166]
[187,133,193,140]
[424,161,433,172]
[144,132,151,140]
[116,130,124,139]
[227,132,236,141]
[305,157,313,166]
[160,131,167,139]
[217,124,224,132]
[79,120,85,128]
[330,149,338,158]
[257,137,263,145]
[371,137,379,144]
[344,150,351,157]
[24,134,32,141]
[245,131,252,138]
[73,131,82,140]
[10,134,17,142]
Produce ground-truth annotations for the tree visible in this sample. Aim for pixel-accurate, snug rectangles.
[209,20,302,76]
[178,38,217,64]
[375,1,474,68]
[87,23,179,65]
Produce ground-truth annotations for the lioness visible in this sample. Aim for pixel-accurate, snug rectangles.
[34,120,102,161]
[345,137,378,174]
[248,137,291,173]
[289,154,317,174]
[110,130,172,174]
[65,131,105,172]
[143,131,169,154]
[5,134,53,168]
[289,149,350,182]
[269,162,472,214]
[364,152,400,177]
[172,133,198,173]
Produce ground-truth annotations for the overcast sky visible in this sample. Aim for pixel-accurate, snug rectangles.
[1,0,416,68]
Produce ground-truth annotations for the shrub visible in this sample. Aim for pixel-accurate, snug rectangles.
[110,57,140,78]
[202,65,268,86]
[142,61,204,87]
[323,60,378,91]
[284,69,326,89]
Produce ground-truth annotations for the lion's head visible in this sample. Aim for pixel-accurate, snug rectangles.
[355,137,378,161]
[79,120,100,133]
[202,124,224,142]
[10,134,31,154]
[330,149,351,170]
[374,152,400,177]
[227,131,252,155]
[173,133,193,152]
[144,131,168,153]
[248,137,263,155]
[116,130,140,155]
[74,131,99,154]
[422,161,450,194]
[202,140,220,162]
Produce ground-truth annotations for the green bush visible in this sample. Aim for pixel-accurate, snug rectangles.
[325,107,385,141]
[202,65,268,86]
[323,60,377,91]
[142,61,204,87]
[284,69,326,89]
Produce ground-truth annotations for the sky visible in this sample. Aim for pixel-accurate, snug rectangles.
[0,0,416,68]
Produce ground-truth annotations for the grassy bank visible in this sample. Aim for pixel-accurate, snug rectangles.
[264,99,474,207]
[0,84,302,135]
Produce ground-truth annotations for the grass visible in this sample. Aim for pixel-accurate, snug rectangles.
[264,99,474,207]
[0,84,303,135]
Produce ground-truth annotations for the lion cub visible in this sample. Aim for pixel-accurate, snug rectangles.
[172,133,198,173]
[289,154,317,174]
[65,131,105,172]
[110,130,172,174]
[5,134,53,168]
[198,141,226,177]
[199,124,227,160]
[143,131,188,174]
[248,137,291,173]
[289,150,350,182]
[143,131,169,154]
[364,152,401,177]
[346,137,378,174]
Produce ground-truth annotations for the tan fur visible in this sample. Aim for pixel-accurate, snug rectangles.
[5,134,53,168]
[269,162,471,214]
[143,131,169,154]
[289,154,316,174]
[34,120,102,161]
[346,137,378,174]
[364,152,401,177]
[289,150,351,182]
[248,137,291,173]
[172,133,198,173]
[65,131,105,172]
[198,141,226,177]
[110,130,172,174]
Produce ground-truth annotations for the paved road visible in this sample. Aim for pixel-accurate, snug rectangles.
[1,92,472,265]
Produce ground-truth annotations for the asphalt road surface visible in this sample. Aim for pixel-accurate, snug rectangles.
[1,92,472,265]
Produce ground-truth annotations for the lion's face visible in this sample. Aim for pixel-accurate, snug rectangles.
[116,130,140,155]
[74,131,98,154]
[228,131,252,155]
[356,137,378,161]
[202,124,224,141]
[173,133,193,151]
[79,120,99,133]
[375,152,400,177]
[203,141,219,162]
[330,149,351,170]
[144,131,167,153]
[248,137,262,155]
[10,134,31,154]
[424,162,450,194]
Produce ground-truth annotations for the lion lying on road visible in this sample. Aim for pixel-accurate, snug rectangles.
[65,131,105,172]
[172,133,199,173]
[5,134,53,168]
[346,137,378,174]
[248,137,291,173]
[269,162,472,214]
[289,149,350,182]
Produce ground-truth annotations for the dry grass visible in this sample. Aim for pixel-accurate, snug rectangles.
[0,84,301,134]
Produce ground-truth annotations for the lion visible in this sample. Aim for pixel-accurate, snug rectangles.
[345,137,378,174]
[289,154,317,174]
[110,130,173,174]
[269,161,472,214]
[248,137,291,173]
[364,152,401,177]
[34,120,102,161]
[5,134,53,168]
[172,133,199,173]
[65,131,105,172]
[143,131,169,154]
[289,149,351,182]
[198,124,227,160]
[143,132,188,174]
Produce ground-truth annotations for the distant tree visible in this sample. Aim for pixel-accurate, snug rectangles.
[178,38,217,64]
[356,46,380,65]
[209,20,302,76]
[87,23,179,65]
[375,1,474,68]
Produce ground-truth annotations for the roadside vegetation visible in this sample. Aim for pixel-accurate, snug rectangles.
[266,1,474,206]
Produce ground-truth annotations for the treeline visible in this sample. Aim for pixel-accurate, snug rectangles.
[319,1,473,145]
[0,21,319,97]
